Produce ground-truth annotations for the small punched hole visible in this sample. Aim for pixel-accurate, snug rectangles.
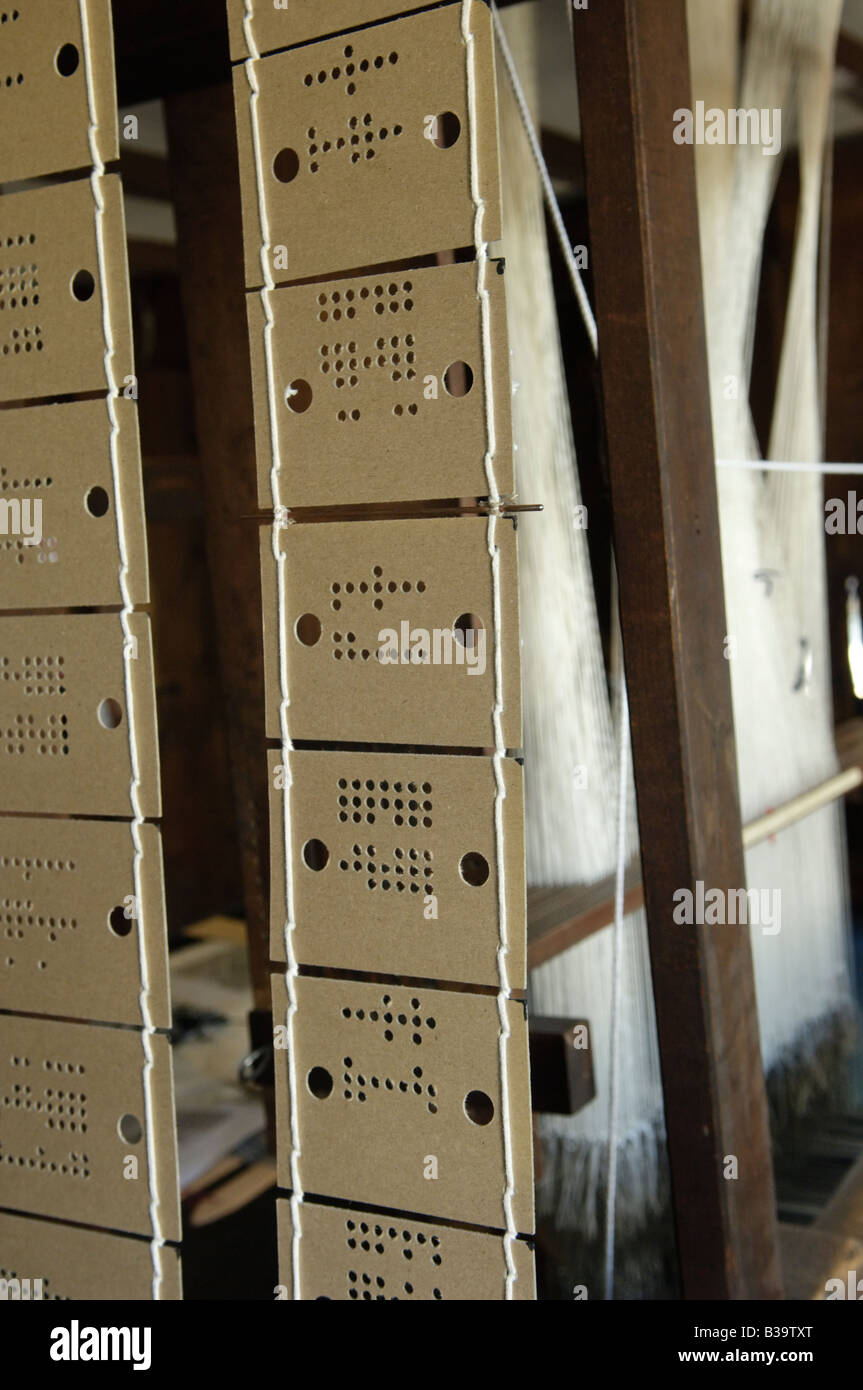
[464,1090,494,1126]
[454,613,484,648]
[295,613,322,646]
[307,1066,333,1099]
[303,839,329,872]
[97,698,123,730]
[85,486,110,518]
[118,1113,142,1144]
[286,379,313,413]
[273,148,300,182]
[433,112,461,149]
[108,905,133,938]
[443,361,474,397]
[459,852,490,887]
[55,43,80,77]
[71,269,95,302]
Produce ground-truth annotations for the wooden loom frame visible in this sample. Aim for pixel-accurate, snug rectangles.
[110,0,799,1299]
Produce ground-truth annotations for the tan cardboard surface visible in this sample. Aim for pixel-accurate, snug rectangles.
[233,2,501,285]
[228,0,431,60]
[0,398,149,608]
[262,516,522,748]
[0,818,170,1029]
[0,1210,181,1300]
[247,259,513,507]
[0,0,117,184]
[0,1012,180,1240]
[272,973,534,1232]
[0,176,133,404]
[276,1197,535,1300]
[0,611,161,818]
[269,748,526,989]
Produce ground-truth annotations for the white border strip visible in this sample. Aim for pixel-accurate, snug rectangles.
[241,0,305,1300]
[462,0,519,1300]
[77,0,164,1299]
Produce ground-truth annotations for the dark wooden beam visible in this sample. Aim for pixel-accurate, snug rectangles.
[528,718,863,969]
[571,0,782,1299]
[120,149,172,202]
[164,84,273,1044]
[127,239,177,278]
[527,865,642,970]
[110,0,528,105]
[112,0,230,106]
[529,1016,595,1117]
[540,128,585,195]
[837,30,863,82]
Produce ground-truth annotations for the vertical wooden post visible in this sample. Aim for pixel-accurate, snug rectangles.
[572,0,782,1298]
[164,84,272,1026]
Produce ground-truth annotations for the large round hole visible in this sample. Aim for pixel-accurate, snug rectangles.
[118,1113,142,1144]
[433,111,461,149]
[303,838,329,872]
[85,486,110,518]
[55,43,80,77]
[295,613,322,646]
[286,379,313,413]
[453,612,484,649]
[443,361,474,397]
[459,852,490,887]
[71,269,95,302]
[307,1066,333,1099]
[273,147,300,183]
[97,698,123,730]
[464,1090,494,1126]
[108,905,133,938]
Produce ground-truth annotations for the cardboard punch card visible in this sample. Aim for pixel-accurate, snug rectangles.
[233,1,501,284]
[262,516,522,749]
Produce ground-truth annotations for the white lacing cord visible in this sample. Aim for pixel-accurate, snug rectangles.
[462,0,519,1300]
[604,672,629,1301]
[77,0,164,1299]
[242,0,304,1300]
[489,0,598,357]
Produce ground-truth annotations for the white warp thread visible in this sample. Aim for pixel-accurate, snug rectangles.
[603,674,630,1301]
[691,0,853,1084]
[242,0,305,1298]
[77,0,164,1299]
[490,0,597,358]
[461,0,519,1299]
[497,4,665,1250]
